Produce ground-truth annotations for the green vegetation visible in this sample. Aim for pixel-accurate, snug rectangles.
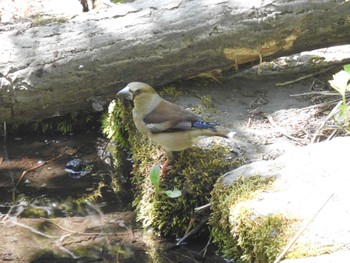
[287,242,340,259]
[149,164,182,198]
[201,95,215,109]
[134,146,235,237]
[191,105,207,116]
[5,112,98,135]
[102,91,303,261]
[328,64,350,133]
[159,86,183,98]
[102,98,239,237]
[32,119,73,134]
[101,100,130,149]
[210,176,294,263]
[31,14,67,27]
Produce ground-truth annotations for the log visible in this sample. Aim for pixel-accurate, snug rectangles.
[1,0,350,123]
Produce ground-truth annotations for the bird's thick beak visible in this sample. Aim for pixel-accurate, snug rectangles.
[117,86,133,101]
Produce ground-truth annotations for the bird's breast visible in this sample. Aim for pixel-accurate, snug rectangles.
[132,110,149,136]
[148,131,197,152]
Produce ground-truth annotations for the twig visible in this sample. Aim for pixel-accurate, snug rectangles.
[198,235,212,259]
[273,192,334,263]
[15,154,63,188]
[326,129,338,141]
[1,202,25,223]
[194,203,211,213]
[9,217,60,239]
[42,218,133,239]
[303,94,350,112]
[290,91,340,97]
[246,117,252,128]
[311,100,342,143]
[266,115,305,144]
[176,217,209,246]
[55,241,79,259]
[102,130,116,155]
[276,66,335,87]
[8,216,94,259]
[42,218,98,235]
[302,99,340,111]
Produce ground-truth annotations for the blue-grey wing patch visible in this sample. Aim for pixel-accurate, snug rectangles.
[192,120,218,131]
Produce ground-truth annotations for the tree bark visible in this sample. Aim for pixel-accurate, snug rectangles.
[1,0,350,123]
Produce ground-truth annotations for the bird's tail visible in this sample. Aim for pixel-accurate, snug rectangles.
[192,121,235,139]
[191,128,235,139]
[215,128,236,139]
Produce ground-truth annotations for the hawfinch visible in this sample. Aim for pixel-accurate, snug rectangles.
[117,82,234,174]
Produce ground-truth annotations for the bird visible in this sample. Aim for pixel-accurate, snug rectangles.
[117,82,235,175]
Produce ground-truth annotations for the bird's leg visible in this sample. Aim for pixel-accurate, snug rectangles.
[160,151,174,177]
[160,159,170,177]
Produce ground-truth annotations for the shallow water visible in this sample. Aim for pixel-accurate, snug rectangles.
[0,129,227,263]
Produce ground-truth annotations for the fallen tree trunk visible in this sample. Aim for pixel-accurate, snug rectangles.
[1,0,350,123]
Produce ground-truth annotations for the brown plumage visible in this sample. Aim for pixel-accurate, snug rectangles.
[117,82,235,174]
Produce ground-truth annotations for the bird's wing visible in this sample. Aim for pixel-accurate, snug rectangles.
[143,100,200,133]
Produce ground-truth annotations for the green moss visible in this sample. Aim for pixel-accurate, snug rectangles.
[287,243,340,259]
[31,14,67,27]
[8,112,97,135]
[159,86,183,98]
[103,98,239,237]
[100,99,136,205]
[20,207,49,218]
[200,95,216,113]
[210,176,293,263]
[74,181,104,204]
[232,209,292,263]
[101,99,130,149]
[134,146,237,237]
[191,105,207,117]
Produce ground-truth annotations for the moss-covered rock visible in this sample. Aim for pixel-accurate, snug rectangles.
[102,98,238,237]
[135,146,235,237]
[101,99,133,195]
[210,176,295,263]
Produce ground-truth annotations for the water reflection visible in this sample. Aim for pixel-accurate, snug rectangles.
[0,131,227,263]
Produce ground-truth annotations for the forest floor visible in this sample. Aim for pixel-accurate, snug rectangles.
[1,65,345,262]
[1,1,350,262]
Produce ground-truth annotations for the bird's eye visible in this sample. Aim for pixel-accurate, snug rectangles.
[134,89,142,96]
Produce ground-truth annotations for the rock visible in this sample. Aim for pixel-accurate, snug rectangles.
[281,250,350,263]
[213,137,350,262]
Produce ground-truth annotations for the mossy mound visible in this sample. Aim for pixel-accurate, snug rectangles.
[210,176,295,263]
[102,98,238,237]
[135,146,235,237]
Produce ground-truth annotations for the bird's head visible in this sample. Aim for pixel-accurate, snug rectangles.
[117,82,161,112]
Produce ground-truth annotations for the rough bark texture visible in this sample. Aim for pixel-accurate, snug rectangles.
[1,0,350,123]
